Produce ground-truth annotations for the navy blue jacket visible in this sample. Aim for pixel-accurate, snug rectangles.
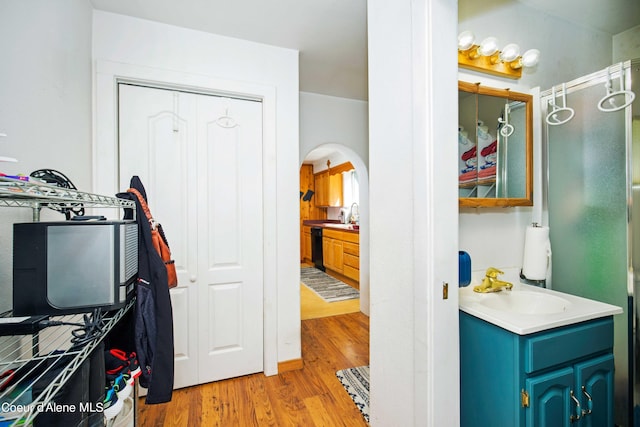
[118,176,174,404]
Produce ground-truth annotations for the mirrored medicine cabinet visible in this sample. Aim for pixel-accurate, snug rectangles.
[458,81,533,208]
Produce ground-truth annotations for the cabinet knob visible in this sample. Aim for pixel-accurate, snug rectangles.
[190,275,197,283]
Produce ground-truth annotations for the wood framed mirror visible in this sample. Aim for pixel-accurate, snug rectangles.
[458,81,533,207]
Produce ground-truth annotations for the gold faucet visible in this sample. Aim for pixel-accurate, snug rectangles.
[473,267,513,293]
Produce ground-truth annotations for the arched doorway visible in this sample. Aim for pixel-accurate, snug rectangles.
[299,144,369,318]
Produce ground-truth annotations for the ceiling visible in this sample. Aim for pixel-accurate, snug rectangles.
[90,0,639,103]
[517,0,640,35]
[90,0,368,101]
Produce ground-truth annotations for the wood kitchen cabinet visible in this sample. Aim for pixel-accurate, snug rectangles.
[322,228,359,286]
[301,225,312,263]
[328,173,342,206]
[342,241,359,282]
[314,170,343,207]
[314,170,328,206]
[323,235,343,272]
[309,161,354,208]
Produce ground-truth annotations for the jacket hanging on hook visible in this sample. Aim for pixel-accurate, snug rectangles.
[117,176,174,404]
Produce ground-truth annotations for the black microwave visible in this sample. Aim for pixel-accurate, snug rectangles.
[13,220,138,316]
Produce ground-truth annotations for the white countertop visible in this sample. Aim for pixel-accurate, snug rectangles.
[459,282,623,335]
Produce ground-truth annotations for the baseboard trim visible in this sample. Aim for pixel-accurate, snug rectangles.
[278,358,304,373]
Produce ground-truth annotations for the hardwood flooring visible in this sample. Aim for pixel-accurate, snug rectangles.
[137,312,370,426]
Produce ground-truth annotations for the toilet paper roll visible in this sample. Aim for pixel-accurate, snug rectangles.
[522,225,551,280]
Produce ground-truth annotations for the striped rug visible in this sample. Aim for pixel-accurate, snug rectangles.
[300,267,359,302]
[336,365,370,424]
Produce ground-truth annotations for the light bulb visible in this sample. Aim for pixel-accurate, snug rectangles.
[521,49,540,67]
[457,31,476,51]
[499,43,520,62]
[479,37,499,56]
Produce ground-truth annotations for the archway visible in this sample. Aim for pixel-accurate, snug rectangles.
[299,143,369,317]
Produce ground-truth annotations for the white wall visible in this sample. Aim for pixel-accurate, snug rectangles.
[91,11,300,370]
[613,25,640,62]
[459,0,613,91]
[299,92,369,166]
[0,0,93,313]
[369,0,459,425]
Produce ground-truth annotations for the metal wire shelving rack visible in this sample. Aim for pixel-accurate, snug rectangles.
[0,175,137,426]
[0,301,135,426]
[0,175,135,221]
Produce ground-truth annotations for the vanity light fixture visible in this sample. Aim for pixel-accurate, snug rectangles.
[478,37,499,57]
[499,44,521,63]
[457,31,540,79]
[517,49,541,69]
[457,30,475,51]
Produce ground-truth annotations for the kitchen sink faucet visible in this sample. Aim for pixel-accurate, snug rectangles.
[349,202,359,224]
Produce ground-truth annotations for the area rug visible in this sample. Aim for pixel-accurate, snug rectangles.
[336,365,370,423]
[300,267,359,302]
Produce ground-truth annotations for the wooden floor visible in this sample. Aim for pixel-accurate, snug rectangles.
[137,312,370,426]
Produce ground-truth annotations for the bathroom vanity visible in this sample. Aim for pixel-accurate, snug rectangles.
[459,283,622,427]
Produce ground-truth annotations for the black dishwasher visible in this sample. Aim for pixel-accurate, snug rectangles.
[311,227,325,271]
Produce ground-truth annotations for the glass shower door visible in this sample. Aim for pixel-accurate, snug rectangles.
[546,74,629,426]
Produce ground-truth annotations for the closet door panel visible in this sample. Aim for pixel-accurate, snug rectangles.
[196,96,264,382]
[118,84,200,389]
[119,84,265,388]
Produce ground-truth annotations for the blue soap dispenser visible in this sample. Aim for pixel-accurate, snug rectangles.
[459,251,471,287]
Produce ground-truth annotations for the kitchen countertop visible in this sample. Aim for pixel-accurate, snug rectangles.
[302,220,360,233]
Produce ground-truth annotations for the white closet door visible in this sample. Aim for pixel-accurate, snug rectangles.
[118,84,264,388]
[195,95,263,383]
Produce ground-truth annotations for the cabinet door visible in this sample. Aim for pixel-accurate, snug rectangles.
[332,239,344,272]
[314,171,328,206]
[328,173,343,206]
[574,354,614,427]
[323,237,333,270]
[303,231,311,262]
[526,367,574,427]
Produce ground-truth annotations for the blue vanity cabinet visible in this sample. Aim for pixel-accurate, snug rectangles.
[525,354,614,426]
[460,312,615,427]
[525,366,574,426]
[573,354,615,427]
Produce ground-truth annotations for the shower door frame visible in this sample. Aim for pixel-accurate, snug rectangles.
[540,59,637,427]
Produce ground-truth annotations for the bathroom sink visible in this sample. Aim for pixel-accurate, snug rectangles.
[459,282,622,335]
[477,291,571,315]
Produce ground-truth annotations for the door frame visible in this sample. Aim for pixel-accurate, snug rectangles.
[93,59,278,376]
